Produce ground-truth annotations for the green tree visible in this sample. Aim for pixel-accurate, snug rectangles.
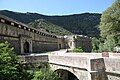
[100,0,120,38]
[92,37,100,52]
[98,35,116,52]
[32,68,60,80]
[99,0,120,51]
[0,42,60,80]
[0,42,33,80]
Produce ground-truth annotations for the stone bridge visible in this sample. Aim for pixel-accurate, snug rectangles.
[20,52,120,80]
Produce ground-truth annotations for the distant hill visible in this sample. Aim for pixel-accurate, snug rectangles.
[28,19,73,36]
[0,10,101,37]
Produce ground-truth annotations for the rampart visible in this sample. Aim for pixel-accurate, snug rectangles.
[0,14,92,54]
[0,14,59,54]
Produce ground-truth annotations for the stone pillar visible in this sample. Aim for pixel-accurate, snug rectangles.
[90,58,108,80]
[72,41,76,49]
[20,39,24,54]
[29,40,32,53]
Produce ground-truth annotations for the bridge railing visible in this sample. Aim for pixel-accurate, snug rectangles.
[18,54,49,64]
[48,55,91,70]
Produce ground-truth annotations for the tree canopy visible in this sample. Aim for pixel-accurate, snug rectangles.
[0,42,33,80]
[99,0,120,51]
[0,42,60,80]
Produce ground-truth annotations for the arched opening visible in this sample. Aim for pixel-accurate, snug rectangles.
[24,42,29,53]
[59,44,62,49]
[55,69,79,80]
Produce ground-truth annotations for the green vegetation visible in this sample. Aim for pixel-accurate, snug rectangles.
[47,13,101,38]
[91,0,120,52]
[0,10,101,37]
[0,42,33,80]
[69,47,83,53]
[32,63,60,80]
[92,37,100,52]
[0,42,60,80]
[28,19,73,36]
[99,0,120,52]
[32,70,59,80]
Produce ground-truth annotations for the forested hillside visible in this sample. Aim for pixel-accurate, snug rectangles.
[28,19,73,36]
[47,13,101,37]
[0,10,101,37]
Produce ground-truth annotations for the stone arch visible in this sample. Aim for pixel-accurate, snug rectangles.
[24,41,29,53]
[20,35,32,54]
[54,69,79,80]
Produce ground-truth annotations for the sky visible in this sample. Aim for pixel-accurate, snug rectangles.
[0,0,116,15]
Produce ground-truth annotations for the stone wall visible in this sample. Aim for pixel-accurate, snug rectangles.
[90,57,120,80]
[32,41,58,53]
[0,37,20,53]
[19,54,120,80]
[65,35,92,52]
[57,37,65,49]
[19,54,49,64]
[0,15,59,54]
[48,55,90,69]
[50,64,90,80]
[0,15,93,54]
[104,58,120,80]
[48,55,91,80]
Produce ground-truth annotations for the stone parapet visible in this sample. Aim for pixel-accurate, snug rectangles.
[19,54,120,80]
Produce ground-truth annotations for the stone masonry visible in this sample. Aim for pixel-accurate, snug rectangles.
[0,14,92,54]
[20,53,120,80]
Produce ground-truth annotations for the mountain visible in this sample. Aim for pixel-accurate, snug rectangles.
[0,10,101,37]
[28,19,73,36]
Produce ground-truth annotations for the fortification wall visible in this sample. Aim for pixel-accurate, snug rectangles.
[0,23,20,53]
[0,15,59,54]
[65,35,92,52]
[0,14,93,54]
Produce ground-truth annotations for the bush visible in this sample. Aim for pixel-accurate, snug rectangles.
[69,47,83,53]
[32,64,60,80]
[0,42,33,80]
[0,42,60,80]
[92,37,100,52]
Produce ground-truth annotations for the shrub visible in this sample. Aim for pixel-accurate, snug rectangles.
[69,47,83,53]
[32,64,60,80]
[0,42,33,80]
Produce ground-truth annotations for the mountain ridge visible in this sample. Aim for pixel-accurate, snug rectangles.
[0,10,101,37]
